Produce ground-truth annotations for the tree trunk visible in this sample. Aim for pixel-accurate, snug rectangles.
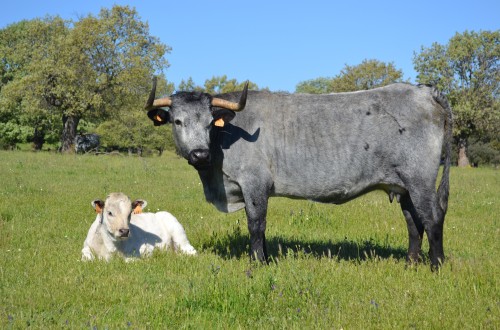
[32,127,45,151]
[60,114,80,153]
[457,137,470,167]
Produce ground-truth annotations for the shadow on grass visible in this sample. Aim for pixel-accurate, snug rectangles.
[201,225,407,262]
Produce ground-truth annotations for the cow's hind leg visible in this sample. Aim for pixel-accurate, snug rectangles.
[241,177,272,263]
[244,197,269,263]
[400,190,445,270]
[400,193,424,264]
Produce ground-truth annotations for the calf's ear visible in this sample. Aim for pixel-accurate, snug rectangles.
[132,199,147,214]
[147,109,170,126]
[92,199,104,214]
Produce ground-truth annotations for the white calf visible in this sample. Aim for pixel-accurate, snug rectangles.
[81,192,196,261]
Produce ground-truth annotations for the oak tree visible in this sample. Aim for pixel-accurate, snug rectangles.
[0,5,169,152]
[414,30,500,166]
[296,59,404,94]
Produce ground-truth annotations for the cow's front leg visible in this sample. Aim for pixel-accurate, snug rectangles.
[241,179,271,263]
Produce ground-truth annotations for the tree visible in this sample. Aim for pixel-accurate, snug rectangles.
[203,75,260,94]
[177,77,204,92]
[0,5,169,152]
[414,30,500,166]
[295,77,333,94]
[95,76,175,154]
[177,75,261,94]
[0,17,68,150]
[331,59,405,92]
[295,59,404,93]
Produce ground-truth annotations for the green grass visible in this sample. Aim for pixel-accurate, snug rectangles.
[0,151,498,329]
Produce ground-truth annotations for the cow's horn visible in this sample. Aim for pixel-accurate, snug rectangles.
[211,81,248,112]
[145,77,172,110]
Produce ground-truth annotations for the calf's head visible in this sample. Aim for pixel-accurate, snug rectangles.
[92,193,147,240]
[145,77,248,169]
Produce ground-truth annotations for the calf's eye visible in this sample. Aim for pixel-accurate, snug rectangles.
[174,119,182,126]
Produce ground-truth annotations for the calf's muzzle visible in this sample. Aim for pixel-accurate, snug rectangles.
[118,228,130,238]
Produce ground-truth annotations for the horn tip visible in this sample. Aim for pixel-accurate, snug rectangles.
[145,76,158,110]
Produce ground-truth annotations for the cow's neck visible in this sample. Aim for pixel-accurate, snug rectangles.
[196,162,245,213]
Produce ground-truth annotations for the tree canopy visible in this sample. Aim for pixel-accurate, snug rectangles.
[1,14,498,165]
[413,30,500,166]
[0,17,68,149]
[296,59,404,94]
[177,75,262,94]
[0,5,169,152]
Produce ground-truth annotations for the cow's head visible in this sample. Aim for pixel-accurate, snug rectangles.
[92,193,147,241]
[145,77,248,169]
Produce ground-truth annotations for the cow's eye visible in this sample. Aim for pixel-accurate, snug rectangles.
[174,119,182,126]
[107,211,113,217]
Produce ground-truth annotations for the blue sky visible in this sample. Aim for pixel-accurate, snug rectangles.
[1,1,498,92]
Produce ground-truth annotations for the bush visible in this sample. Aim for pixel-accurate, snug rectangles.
[468,140,500,167]
[0,122,32,150]
[95,116,176,156]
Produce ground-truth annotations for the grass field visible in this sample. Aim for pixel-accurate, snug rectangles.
[0,151,498,329]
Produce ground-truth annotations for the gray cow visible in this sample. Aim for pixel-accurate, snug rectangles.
[145,78,452,270]
[75,133,100,153]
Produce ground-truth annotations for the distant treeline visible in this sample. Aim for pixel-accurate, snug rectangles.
[0,6,498,165]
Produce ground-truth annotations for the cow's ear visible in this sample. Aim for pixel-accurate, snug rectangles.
[211,109,236,128]
[132,199,147,214]
[92,199,104,214]
[147,109,170,126]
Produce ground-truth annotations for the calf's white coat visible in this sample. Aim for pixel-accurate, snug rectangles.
[82,193,196,261]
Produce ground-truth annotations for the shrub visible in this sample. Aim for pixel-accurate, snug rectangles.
[468,140,500,167]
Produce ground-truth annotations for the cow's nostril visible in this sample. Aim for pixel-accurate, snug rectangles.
[192,149,210,161]
[188,149,211,168]
[119,229,130,237]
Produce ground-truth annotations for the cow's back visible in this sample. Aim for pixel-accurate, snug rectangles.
[222,83,446,203]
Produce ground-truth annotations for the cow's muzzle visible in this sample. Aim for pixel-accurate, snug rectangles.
[188,149,211,169]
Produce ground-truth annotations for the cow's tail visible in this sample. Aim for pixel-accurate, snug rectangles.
[432,87,453,221]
